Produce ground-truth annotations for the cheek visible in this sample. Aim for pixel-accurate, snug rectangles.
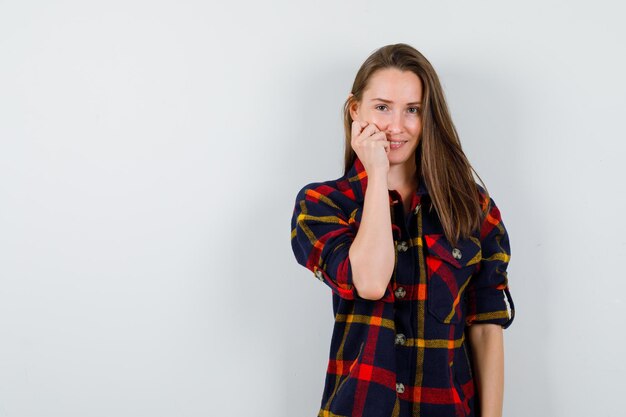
[366,113,386,125]
[408,118,421,133]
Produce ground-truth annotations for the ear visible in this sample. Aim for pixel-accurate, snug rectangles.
[348,93,360,121]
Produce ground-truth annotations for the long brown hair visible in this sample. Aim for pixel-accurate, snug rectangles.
[342,43,490,247]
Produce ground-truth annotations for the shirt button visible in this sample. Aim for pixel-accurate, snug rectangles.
[452,248,462,260]
[414,204,421,214]
[314,269,324,281]
[396,382,405,393]
[394,286,406,299]
[397,241,409,252]
[395,333,406,345]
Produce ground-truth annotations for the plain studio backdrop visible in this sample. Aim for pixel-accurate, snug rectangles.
[1,1,624,416]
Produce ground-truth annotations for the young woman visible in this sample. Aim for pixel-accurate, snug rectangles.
[290,43,515,417]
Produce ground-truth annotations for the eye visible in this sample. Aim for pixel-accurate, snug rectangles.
[375,105,388,111]
[408,107,420,114]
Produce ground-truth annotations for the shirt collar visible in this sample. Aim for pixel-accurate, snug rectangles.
[346,155,429,204]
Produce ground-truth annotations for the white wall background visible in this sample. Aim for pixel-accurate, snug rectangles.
[1,1,624,416]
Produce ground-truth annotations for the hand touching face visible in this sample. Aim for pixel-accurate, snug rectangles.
[350,120,390,174]
[348,68,423,167]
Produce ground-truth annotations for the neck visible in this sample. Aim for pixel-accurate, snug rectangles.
[387,160,418,192]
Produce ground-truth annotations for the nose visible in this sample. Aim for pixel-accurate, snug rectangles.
[386,110,403,134]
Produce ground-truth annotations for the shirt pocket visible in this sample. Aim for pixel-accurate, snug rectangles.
[424,233,482,324]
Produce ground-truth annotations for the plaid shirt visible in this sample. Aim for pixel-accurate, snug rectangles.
[290,156,515,417]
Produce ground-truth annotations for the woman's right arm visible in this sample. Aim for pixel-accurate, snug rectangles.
[348,121,395,301]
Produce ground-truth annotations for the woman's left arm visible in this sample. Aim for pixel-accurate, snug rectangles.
[467,323,505,417]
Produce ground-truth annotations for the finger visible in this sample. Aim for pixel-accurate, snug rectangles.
[367,122,381,134]
[360,123,379,139]
[363,131,387,144]
[370,130,387,141]
[351,120,367,142]
[355,123,375,144]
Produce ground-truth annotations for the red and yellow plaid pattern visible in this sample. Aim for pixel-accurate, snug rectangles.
[290,156,515,417]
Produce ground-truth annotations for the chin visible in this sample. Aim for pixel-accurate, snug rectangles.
[388,155,412,166]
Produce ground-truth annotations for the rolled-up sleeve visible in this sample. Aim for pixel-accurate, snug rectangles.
[465,193,515,329]
[290,184,395,302]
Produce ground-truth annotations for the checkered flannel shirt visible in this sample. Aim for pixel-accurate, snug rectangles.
[290,156,515,417]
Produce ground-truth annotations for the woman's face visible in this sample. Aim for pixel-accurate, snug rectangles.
[349,67,423,167]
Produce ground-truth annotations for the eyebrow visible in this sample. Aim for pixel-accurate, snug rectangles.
[371,98,422,105]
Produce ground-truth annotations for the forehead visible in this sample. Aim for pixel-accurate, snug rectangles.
[363,68,423,101]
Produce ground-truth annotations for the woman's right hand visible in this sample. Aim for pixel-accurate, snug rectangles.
[351,120,390,176]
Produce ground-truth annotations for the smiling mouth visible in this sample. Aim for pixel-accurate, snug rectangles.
[389,141,407,149]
